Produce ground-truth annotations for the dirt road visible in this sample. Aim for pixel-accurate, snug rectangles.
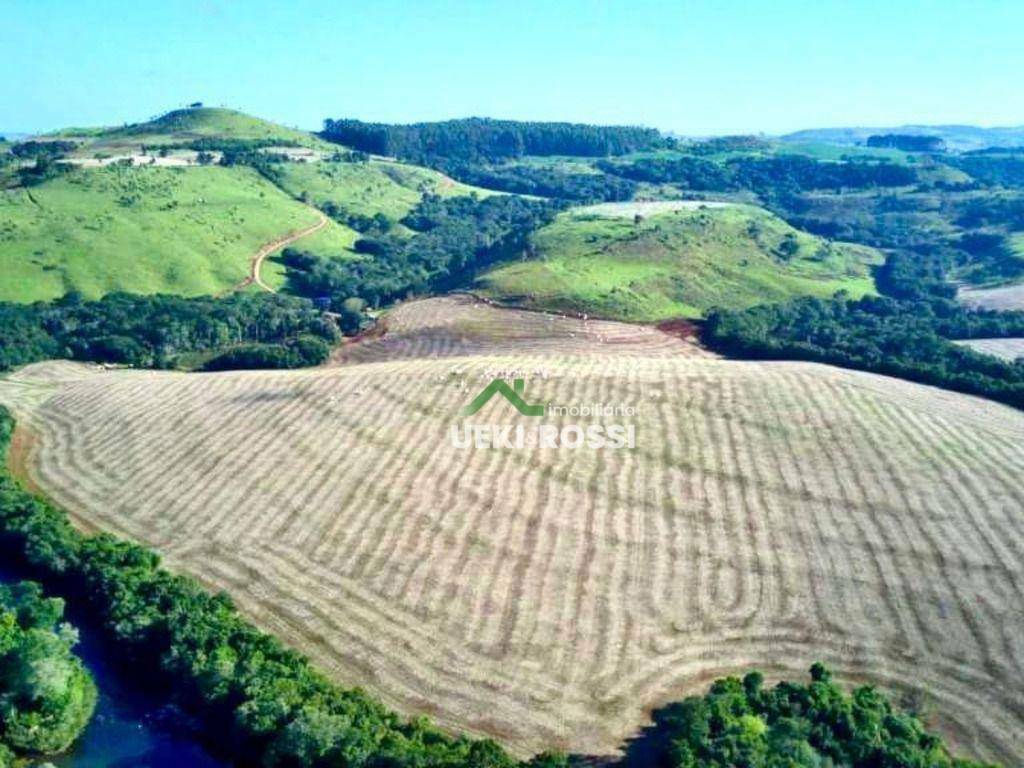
[233,210,329,293]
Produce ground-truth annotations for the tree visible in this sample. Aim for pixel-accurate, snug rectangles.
[0,582,97,758]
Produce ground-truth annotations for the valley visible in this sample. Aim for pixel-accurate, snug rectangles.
[2,104,1023,767]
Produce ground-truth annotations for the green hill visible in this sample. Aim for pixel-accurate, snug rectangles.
[0,164,356,303]
[477,202,882,321]
[0,109,511,304]
[267,158,494,228]
[52,107,333,154]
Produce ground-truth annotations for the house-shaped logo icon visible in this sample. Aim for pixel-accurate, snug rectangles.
[461,378,546,417]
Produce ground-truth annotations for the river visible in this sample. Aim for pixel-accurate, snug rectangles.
[0,566,227,767]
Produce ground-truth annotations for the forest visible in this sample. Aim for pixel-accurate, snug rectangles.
[600,153,918,195]
[867,133,947,152]
[705,293,1024,408]
[430,158,638,202]
[0,579,96,766]
[283,193,560,320]
[321,117,665,163]
[0,292,339,372]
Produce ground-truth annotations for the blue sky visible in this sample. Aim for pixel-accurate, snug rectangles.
[3,0,1023,135]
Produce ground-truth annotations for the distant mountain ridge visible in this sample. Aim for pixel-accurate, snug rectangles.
[781,124,1024,151]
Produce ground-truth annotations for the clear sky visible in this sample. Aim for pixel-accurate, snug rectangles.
[4,0,1023,136]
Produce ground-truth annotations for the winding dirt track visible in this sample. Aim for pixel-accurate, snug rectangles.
[233,209,328,292]
[2,298,1023,762]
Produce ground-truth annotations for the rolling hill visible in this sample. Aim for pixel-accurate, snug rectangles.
[781,124,1024,152]
[266,157,494,228]
[0,164,357,302]
[2,296,1021,763]
[0,108,506,303]
[49,107,333,154]
[477,201,882,321]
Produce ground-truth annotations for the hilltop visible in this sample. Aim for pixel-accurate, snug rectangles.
[0,109,497,303]
[48,106,333,153]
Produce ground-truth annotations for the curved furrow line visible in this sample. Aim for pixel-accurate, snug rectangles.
[245,373,378,543]
[353,380,468,599]
[197,548,573,751]
[292,376,416,560]
[773,370,888,638]
[792,371,925,650]
[188,381,324,541]
[852,389,1019,668]
[805,377,947,657]
[875,387,1024,596]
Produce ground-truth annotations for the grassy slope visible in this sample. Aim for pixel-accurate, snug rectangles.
[270,159,493,225]
[0,165,356,302]
[55,108,334,154]
[478,204,881,321]
[4,109,502,302]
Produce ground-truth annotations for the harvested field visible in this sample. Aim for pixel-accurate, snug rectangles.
[2,299,1024,762]
[958,282,1024,311]
[334,294,711,364]
[955,337,1024,361]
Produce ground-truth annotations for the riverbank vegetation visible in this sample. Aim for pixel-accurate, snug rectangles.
[630,664,996,768]
[0,580,96,765]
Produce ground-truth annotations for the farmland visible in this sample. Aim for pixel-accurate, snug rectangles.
[477,204,881,321]
[955,337,1024,361]
[0,164,356,302]
[2,297,1022,763]
[958,282,1024,312]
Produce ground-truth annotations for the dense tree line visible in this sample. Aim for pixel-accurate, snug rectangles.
[949,154,1024,187]
[143,138,299,154]
[705,293,1024,409]
[321,117,665,163]
[955,196,1024,229]
[0,407,565,768]
[867,133,947,152]
[201,336,332,371]
[874,250,957,300]
[682,135,772,155]
[9,140,78,158]
[0,580,96,765]
[16,154,72,187]
[283,193,561,317]
[0,292,340,372]
[629,663,995,768]
[597,155,734,189]
[602,154,917,195]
